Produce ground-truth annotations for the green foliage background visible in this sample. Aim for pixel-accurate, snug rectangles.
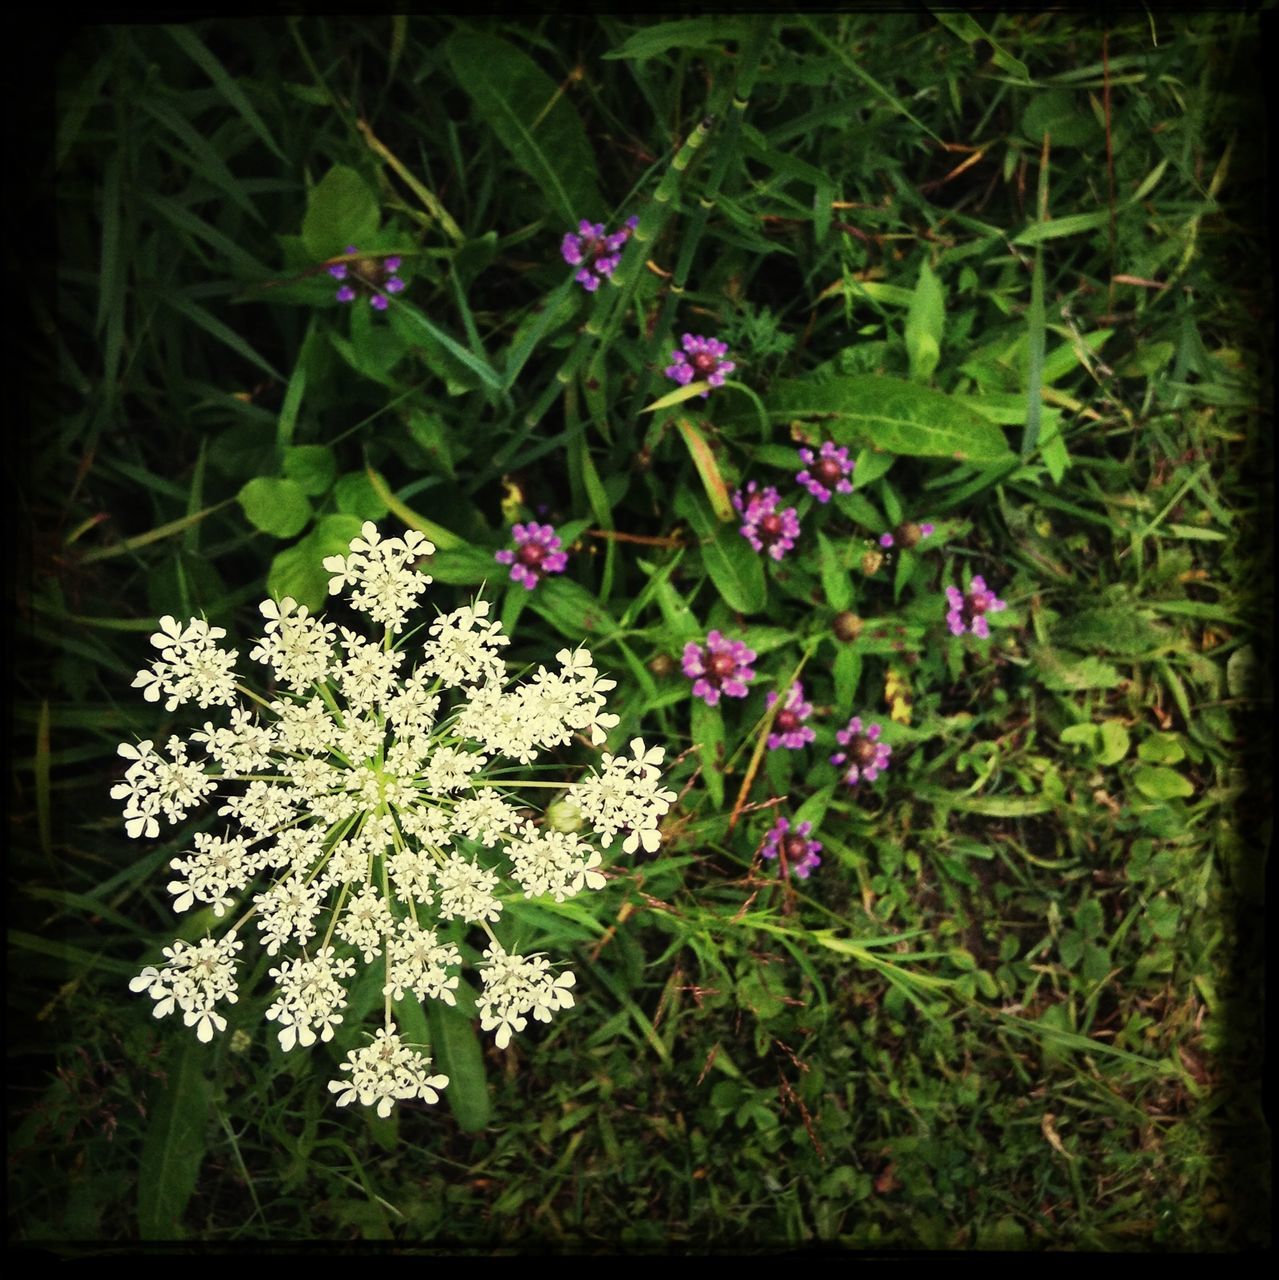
[11,14,1270,1248]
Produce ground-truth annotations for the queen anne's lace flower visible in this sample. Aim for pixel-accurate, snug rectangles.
[119,523,671,1117]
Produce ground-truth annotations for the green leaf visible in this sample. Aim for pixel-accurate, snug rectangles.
[817,531,852,610]
[302,165,380,260]
[643,381,713,413]
[1097,720,1131,766]
[1053,608,1170,656]
[428,1000,491,1133]
[267,515,364,612]
[603,18,749,60]
[905,260,945,381]
[530,576,617,639]
[282,444,337,497]
[676,418,734,521]
[930,11,1029,80]
[770,375,1013,464]
[675,489,766,614]
[238,477,312,539]
[1138,734,1186,765]
[334,471,390,522]
[1133,765,1194,801]
[425,544,500,587]
[1013,211,1111,246]
[691,694,724,808]
[137,1041,210,1240]
[1021,89,1102,149]
[444,33,601,226]
[1030,644,1122,691]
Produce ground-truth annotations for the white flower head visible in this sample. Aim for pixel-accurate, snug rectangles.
[118,521,669,1117]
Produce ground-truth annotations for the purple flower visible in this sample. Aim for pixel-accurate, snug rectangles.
[945,574,1007,639]
[761,816,823,880]
[796,441,855,503]
[330,245,407,309]
[561,216,639,292]
[495,522,569,590]
[732,482,801,561]
[830,715,891,787]
[681,630,756,707]
[664,333,736,397]
[880,521,936,550]
[765,681,816,751]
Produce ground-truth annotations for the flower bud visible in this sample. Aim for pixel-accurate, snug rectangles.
[832,611,863,643]
[648,653,676,678]
[544,797,585,834]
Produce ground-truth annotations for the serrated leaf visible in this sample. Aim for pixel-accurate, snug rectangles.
[282,444,337,497]
[1030,644,1122,691]
[138,1041,210,1239]
[444,33,601,226]
[302,165,380,260]
[771,375,1013,463]
[428,1000,490,1133]
[238,476,312,539]
[1133,765,1194,801]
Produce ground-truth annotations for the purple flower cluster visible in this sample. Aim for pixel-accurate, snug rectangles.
[765,681,816,751]
[561,216,639,293]
[762,816,823,880]
[681,630,757,707]
[945,575,1007,638]
[664,333,736,397]
[495,522,569,591]
[329,246,406,310]
[732,482,801,562]
[830,715,892,787]
[880,522,936,549]
[796,442,855,503]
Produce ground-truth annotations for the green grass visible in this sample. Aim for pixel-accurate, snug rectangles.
[11,14,1270,1248]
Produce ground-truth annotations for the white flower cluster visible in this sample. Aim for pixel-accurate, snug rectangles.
[120,522,675,1117]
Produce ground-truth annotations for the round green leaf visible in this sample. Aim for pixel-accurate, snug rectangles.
[302,164,380,260]
[237,476,312,539]
[282,444,337,497]
[334,471,390,521]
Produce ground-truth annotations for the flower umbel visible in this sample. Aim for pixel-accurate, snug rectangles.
[681,630,756,707]
[329,245,406,310]
[664,333,736,396]
[796,442,855,503]
[830,715,892,787]
[761,816,822,880]
[119,522,672,1117]
[945,575,1007,638]
[733,482,801,561]
[765,681,816,751]
[561,216,639,292]
[495,522,569,591]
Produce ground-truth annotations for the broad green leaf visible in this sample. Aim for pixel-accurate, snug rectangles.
[428,1000,491,1133]
[282,444,337,497]
[1138,734,1186,765]
[138,1041,210,1240]
[267,515,364,612]
[1098,720,1131,766]
[1021,89,1102,149]
[425,544,500,587]
[1053,607,1170,656]
[817,531,852,610]
[238,477,312,539]
[302,165,380,260]
[530,576,617,639]
[334,471,390,522]
[1030,644,1123,691]
[770,375,1013,464]
[675,489,766,615]
[444,33,601,226]
[1133,765,1194,801]
[905,259,945,381]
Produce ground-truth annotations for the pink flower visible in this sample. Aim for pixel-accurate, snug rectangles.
[796,441,855,503]
[664,334,736,397]
[681,630,756,707]
[944,575,1007,638]
[495,522,569,590]
[732,482,801,561]
[830,715,891,787]
[761,816,822,880]
[561,216,638,292]
[765,681,815,751]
